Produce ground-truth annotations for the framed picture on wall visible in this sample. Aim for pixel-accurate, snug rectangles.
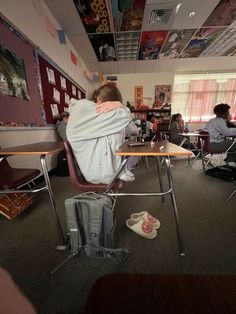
[0,43,30,100]
[154,85,171,109]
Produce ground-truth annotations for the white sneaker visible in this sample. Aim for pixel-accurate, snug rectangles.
[125,169,135,177]
[228,161,236,168]
[119,172,135,182]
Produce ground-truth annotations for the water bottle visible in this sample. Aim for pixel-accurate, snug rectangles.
[184,122,190,133]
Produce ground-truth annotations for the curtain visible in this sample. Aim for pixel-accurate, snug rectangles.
[173,73,236,122]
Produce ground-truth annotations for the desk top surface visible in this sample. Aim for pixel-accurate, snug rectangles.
[116,141,191,156]
[0,142,63,155]
[85,273,236,314]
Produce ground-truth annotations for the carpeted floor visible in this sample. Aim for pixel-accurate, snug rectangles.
[0,157,236,314]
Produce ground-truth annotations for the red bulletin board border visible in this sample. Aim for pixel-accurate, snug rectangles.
[38,54,85,124]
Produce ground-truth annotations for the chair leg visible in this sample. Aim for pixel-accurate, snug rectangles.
[145,156,150,174]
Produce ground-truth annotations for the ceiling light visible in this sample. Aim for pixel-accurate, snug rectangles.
[189,11,195,18]
[175,2,182,15]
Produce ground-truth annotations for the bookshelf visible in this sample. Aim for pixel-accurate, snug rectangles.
[131,108,171,131]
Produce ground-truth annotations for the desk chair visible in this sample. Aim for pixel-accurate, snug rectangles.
[199,132,236,172]
[51,141,124,274]
[0,157,40,190]
[0,156,40,220]
[64,140,123,193]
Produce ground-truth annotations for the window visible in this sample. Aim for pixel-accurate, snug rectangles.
[172,73,236,122]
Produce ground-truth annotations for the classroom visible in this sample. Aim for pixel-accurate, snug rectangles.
[0,1,236,313]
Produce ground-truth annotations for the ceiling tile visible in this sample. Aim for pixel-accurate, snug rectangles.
[171,0,220,29]
[85,62,102,73]
[44,0,86,34]
[118,61,136,73]
[135,60,156,73]
[99,61,118,74]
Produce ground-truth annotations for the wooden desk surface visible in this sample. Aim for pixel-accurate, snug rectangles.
[115,141,192,157]
[85,273,236,314]
[0,142,63,156]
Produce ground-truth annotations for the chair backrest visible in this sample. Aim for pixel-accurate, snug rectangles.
[198,131,210,153]
[0,156,40,189]
[63,140,123,192]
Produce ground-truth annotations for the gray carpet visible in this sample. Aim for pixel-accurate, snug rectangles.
[0,157,236,314]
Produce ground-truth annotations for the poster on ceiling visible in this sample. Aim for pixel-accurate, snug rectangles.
[159,29,197,59]
[0,44,30,100]
[89,33,116,61]
[138,31,168,60]
[203,0,236,27]
[180,27,225,58]
[112,0,146,32]
[73,0,111,33]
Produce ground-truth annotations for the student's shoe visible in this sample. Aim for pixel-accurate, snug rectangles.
[119,172,135,182]
[130,211,161,229]
[126,217,157,239]
[228,161,236,168]
[125,169,135,177]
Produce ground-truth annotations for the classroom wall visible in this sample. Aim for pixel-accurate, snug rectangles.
[116,72,204,130]
[116,72,175,106]
[0,0,99,171]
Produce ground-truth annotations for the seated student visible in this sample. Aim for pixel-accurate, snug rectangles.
[170,113,185,145]
[170,113,197,153]
[204,103,236,167]
[56,112,69,141]
[66,84,135,184]
[226,113,236,128]
[144,114,156,141]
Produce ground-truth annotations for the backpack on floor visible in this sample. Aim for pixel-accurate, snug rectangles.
[56,150,69,177]
[65,193,130,265]
[205,166,236,181]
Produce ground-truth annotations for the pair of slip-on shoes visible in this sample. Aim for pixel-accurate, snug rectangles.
[126,211,161,240]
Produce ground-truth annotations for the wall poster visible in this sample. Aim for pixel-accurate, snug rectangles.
[0,43,30,100]
[154,85,171,109]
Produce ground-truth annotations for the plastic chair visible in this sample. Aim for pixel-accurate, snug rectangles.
[198,131,236,172]
[63,140,124,193]
[0,157,40,190]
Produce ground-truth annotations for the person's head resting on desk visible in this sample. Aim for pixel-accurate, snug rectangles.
[91,83,122,105]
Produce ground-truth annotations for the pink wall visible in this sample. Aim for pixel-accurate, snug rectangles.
[0,20,43,125]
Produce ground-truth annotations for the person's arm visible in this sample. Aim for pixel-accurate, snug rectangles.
[178,120,184,133]
[96,101,122,114]
[217,118,236,136]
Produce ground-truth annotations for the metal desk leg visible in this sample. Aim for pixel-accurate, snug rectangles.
[165,157,185,256]
[145,156,150,174]
[226,187,236,202]
[156,156,165,204]
[105,157,128,193]
[40,155,65,246]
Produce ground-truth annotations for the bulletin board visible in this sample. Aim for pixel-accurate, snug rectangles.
[38,54,85,124]
[0,18,43,126]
